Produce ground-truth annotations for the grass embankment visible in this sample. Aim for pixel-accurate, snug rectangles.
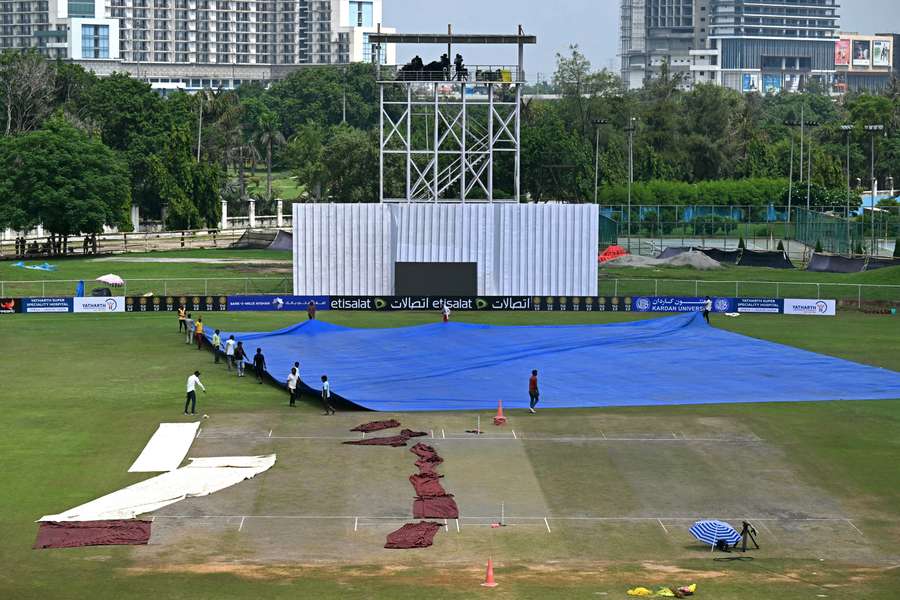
[0,249,293,297]
[0,311,898,599]
[602,264,900,303]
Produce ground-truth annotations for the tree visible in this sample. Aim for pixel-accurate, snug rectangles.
[286,123,327,201]
[0,115,130,240]
[0,51,56,135]
[253,111,286,201]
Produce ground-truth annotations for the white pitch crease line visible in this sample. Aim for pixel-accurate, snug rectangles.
[431,430,434,439]
[196,428,202,439]
[455,519,460,533]
[846,519,864,536]
[757,520,777,540]
[354,517,358,532]
[441,428,446,439]
[238,517,245,532]
[512,430,517,439]
[671,432,678,439]
[268,430,272,438]
[657,518,669,534]
[544,517,552,533]
[444,519,449,532]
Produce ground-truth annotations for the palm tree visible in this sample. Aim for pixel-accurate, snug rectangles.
[254,112,286,202]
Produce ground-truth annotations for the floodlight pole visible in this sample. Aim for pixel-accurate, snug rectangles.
[841,124,853,251]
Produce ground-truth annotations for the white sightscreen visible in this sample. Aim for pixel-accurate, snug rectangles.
[293,203,598,296]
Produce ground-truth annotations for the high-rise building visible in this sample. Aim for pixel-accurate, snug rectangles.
[0,0,395,91]
[621,0,840,93]
[707,0,839,93]
[621,0,710,90]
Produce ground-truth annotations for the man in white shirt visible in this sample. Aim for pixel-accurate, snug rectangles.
[287,367,299,407]
[184,370,206,415]
[703,296,712,324]
[441,303,451,323]
[320,374,335,415]
[224,335,237,371]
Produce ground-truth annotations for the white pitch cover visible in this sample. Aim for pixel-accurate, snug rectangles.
[128,422,201,473]
[39,455,277,522]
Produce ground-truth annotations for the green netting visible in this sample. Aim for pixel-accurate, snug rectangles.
[793,208,865,255]
[599,214,618,248]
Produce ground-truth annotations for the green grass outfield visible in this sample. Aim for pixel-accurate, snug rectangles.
[1,310,899,599]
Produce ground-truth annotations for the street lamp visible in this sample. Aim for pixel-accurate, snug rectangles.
[625,117,637,252]
[864,124,885,256]
[592,119,609,204]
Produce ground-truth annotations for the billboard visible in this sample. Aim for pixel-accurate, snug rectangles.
[835,39,851,66]
[0,298,21,314]
[742,73,759,93]
[73,296,126,313]
[853,40,871,66]
[227,295,329,312]
[124,296,228,312]
[762,74,782,94]
[20,297,72,313]
[873,40,891,67]
[783,299,836,316]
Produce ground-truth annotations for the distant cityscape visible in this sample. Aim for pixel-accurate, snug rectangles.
[620,0,898,94]
[1,1,897,95]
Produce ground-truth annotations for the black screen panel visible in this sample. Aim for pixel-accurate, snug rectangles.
[395,262,477,296]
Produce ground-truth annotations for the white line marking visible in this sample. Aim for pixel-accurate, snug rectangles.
[441,428,446,439]
[268,429,272,438]
[150,514,855,524]
[444,519,449,532]
[671,432,678,439]
[455,519,460,533]
[238,516,245,532]
[150,516,155,522]
[657,518,669,534]
[196,427,202,439]
[757,520,777,540]
[544,517,552,533]
[600,430,607,440]
[512,430,517,439]
[354,517,358,532]
[431,430,434,439]
[846,519,864,536]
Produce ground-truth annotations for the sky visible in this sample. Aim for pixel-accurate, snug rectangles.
[383,0,900,79]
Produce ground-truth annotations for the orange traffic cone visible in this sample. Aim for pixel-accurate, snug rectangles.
[481,557,498,587]
[493,400,507,426]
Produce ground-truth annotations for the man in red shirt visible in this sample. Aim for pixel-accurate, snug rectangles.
[528,369,539,414]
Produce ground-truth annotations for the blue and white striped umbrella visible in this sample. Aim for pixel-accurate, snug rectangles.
[689,520,742,547]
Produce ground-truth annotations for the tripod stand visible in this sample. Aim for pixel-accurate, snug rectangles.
[737,521,760,552]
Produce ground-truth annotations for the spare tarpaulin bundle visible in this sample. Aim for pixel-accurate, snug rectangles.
[806,253,866,273]
[866,257,900,271]
[34,520,152,549]
[656,246,690,259]
[384,521,443,549]
[598,245,628,263]
[736,249,795,269]
[696,248,740,264]
[343,429,427,447]
[350,420,401,433]
[413,495,459,519]
[410,443,440,460]
[39,455,276,522]
[409,473,447,498]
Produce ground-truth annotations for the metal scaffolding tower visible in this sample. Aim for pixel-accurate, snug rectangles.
[369,26,536,203]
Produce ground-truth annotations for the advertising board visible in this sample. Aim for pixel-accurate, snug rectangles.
[783,299,837,316]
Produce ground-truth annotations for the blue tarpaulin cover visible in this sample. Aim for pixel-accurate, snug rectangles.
[209,313,900,411]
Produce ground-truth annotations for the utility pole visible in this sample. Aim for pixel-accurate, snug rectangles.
[625,117,637,252]
[592,119,609,204]
[787,136,794,224]
[196,92,203,162]
[784,117,818,220]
